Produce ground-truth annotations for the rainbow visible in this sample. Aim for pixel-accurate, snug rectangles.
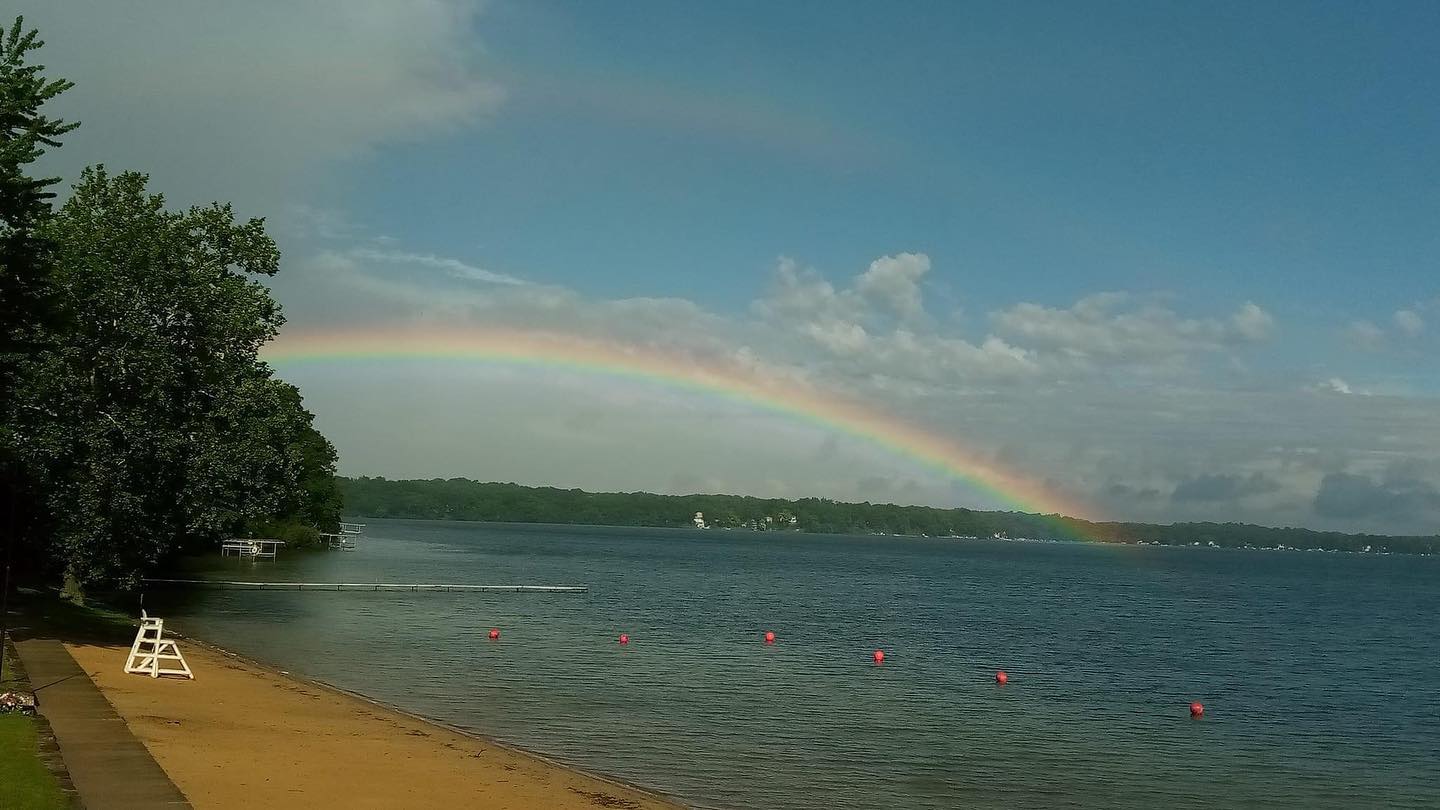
[262,327,1098,527]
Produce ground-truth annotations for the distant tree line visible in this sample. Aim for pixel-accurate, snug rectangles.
[0,18,340,590]
[340,477,1440,556]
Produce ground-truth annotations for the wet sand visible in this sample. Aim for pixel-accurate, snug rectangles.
[65,641,681,809]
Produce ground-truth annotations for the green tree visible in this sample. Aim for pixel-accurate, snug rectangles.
[1,17,78,575]
[15,167,336,585]
[0,17,75,380]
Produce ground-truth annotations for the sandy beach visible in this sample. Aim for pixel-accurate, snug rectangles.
[65,640,681,809]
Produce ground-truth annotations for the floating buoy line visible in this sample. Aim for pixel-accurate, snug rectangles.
[147,579,1206,716]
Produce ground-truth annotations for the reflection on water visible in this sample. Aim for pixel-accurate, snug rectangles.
[147,521,1440,810]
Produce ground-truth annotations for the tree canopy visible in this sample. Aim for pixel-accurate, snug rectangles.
[340,477,1440,556]
[1,18,339,588]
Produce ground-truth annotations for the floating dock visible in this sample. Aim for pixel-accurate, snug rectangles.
[143,579,587,593]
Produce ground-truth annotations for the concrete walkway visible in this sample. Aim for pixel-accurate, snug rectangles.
[15,638,191,810]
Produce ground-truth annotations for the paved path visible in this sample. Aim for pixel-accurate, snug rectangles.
[14,638,191,810]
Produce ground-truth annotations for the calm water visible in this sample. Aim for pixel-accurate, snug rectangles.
[150,521,1440,809]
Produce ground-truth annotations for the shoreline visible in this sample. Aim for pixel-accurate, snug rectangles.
[347,516,1438,557]
[65,630,686,809]
[182,634,691,809]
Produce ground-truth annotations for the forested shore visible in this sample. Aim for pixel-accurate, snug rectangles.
[341,477,1440,555]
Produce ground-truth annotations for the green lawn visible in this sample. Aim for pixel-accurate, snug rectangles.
[2,640,69,810]
[0,713,69,810]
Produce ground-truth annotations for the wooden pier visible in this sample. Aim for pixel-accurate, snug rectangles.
[220,538,285,559]
[320,533,358,551]
[321,522,366,551]
[143,578,587,593]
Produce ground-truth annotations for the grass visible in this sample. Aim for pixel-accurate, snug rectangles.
[0,713,69,810]
[0,585,141,807]
[4,639,68,810]
[0,589,139,810]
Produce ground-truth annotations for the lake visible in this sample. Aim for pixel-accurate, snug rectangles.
[149,520,1440,809]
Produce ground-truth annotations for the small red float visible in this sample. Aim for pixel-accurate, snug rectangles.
[619,633,629,645]
[488,628,500,640]
[995,670,1008,685]
[1190,702,1205,718]
[764,631,776,645]
[873,649,885,665]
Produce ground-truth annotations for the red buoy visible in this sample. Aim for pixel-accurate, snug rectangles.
[1190,702,1204,718]
[764,631,776,645]
[488,628,500,640]
[873,649,885,665]
[995,670,1008,685]
[618,633,629,645]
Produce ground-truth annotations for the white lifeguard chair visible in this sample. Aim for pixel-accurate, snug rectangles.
[123,611,194,679]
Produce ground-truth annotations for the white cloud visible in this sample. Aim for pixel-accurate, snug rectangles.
[271,241,1440,534]
[991,294,1274,362]
[1394,308,1424,338]
[753,258,866,324]
[348,248,528,286]
[803,320,871,355]
[1232,301,1276,341]
[1344,320,1386,350]
[854,252,930,319]
[22,5,1440,535]
[749,255,1047,382]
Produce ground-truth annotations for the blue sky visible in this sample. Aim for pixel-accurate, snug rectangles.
[29,1,1440,533]
[339,1,1440,314]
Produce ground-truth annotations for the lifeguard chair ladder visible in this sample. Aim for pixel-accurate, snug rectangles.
[123,611,194,679]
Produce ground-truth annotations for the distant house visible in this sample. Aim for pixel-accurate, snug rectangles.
[693,511,707,529]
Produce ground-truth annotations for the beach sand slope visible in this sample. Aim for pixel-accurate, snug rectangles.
[66,642,680,810]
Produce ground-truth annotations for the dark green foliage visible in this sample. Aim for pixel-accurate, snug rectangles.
[1,18,79,562]
[243,517,322,550]
[10,168,340,584]
[1,18,341,587]
[0,17,77,378]
[340,477,1440,555]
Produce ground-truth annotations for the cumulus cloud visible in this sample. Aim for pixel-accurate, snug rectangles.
[270,240,1440,534]
[751,255,1048,383]
[854,252,930,320]
[752,257,870,354]
[991,294,1274,363]
[20,3,1440,536]
[1394,308,1424,338]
